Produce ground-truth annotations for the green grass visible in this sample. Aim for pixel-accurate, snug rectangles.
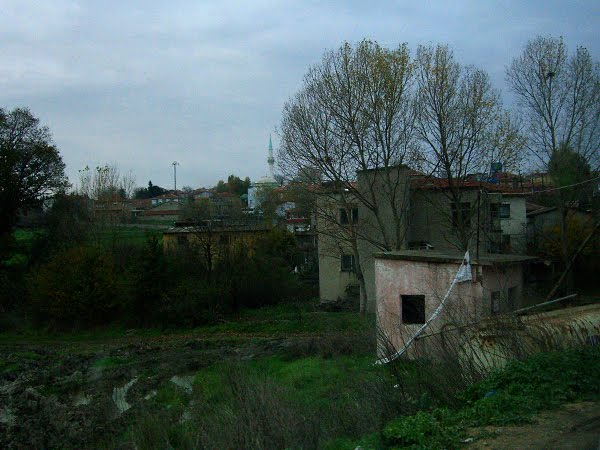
[92,356,131,369]
[0,362,19,375]
[0,301,373,346]
[194,354,376,406]
[200,301,373,336]
[154,383,189,410]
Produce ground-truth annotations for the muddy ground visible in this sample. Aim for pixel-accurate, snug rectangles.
[0,333,330,448]
[468,401,600,450]
[2,333,599,449]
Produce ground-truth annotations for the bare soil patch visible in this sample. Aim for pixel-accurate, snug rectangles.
[468,401,600,450]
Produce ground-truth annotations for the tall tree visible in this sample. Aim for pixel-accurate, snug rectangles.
[0,107,67,239]
[279,40,417,312]
[507,36,599,285]
[414,44,523,250]
[78,163,136,200]
[133,180,167,199]
[506,36,599,170]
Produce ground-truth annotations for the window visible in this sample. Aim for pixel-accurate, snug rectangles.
[489,234,511,254]
[219,234,231,245]
[451,202,471,228]
[489,204,502,231]
[177,235,188,245]
[491,291,501,314]
[340,207,358,224]
[501,234,511,252]
[340,254,355,272]
[490,202,510,224]
[507,286,518,311]
[401,295,425,324]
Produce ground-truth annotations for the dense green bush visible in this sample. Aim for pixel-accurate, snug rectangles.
[23,227,303,329]
[382,409,460,449]
[30,245,124,328]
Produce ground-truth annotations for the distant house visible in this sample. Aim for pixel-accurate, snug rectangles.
[92,199,134,223]
[192,189,214,200]
[526,203,596,257]
[150,193,181,206]
[163,221,270,270]
[141,201,182,222]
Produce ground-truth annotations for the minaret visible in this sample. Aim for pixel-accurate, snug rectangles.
[267,134,275,179]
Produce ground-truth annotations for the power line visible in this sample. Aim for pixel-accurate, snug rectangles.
[529,175,600,194]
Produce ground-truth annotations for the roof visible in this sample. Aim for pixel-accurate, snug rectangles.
[373,249,537,266]
[526,205,558,217]
[143,210,179,216]
[164,224,270,234]
[410,176,527,194]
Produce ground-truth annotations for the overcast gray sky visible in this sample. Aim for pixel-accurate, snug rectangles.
[2,0,598,190]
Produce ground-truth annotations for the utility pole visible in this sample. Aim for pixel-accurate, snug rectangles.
[172,161,179,192]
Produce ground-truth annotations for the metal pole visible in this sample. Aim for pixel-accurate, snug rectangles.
[172,161,179,192]
[476,189,481,260]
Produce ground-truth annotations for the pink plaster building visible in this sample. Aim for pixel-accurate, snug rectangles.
[374,250,535,359]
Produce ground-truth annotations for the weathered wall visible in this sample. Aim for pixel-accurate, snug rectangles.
[500,196,527,253]
[356,166,411,310]
[408,190,480,252]
[318,251,358,302]
[375,257,485,357]
[458,303,600,371]
[375,256,525,358]
[316,193,360,303]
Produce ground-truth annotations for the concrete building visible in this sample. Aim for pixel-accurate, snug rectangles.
[316,168,529,310]
[163,222,270,256]
[374,250,535,358]
[408,180,527,255]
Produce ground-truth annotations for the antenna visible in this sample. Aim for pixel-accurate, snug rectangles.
[172,161,179,192]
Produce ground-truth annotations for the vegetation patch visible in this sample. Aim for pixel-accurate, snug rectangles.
[92,356,131,369]
[349,346,600,449]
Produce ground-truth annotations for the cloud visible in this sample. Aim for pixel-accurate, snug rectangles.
[1,0,598,188]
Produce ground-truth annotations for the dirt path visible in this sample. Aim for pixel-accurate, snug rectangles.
[468,401,600,449]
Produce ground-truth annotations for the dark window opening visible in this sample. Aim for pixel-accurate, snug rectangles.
[490,234,511,254]
[451,202,471,228]
[177,235,188,245]
[401,295,425,324]
[340,254,355,272]
[491,291,501,314]
[340,207,358,224]
[490,203,502,231]
[500,203,511,219]
[219,234,231,245]
[507,286,518,311]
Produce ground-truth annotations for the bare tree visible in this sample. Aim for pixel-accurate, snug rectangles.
[507,36,599,289]
[414,44,523,250]
[506,36,599,170]
[279,40,417,312]
[77,163,136,200]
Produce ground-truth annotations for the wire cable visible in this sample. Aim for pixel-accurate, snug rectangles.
[528,175,600,194]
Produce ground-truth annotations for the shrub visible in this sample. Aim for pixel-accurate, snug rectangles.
[382,410,460,449]
[29,245,124,328]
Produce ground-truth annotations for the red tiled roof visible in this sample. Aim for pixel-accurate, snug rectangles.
[143,210,179,216]
[410,176,526,194]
